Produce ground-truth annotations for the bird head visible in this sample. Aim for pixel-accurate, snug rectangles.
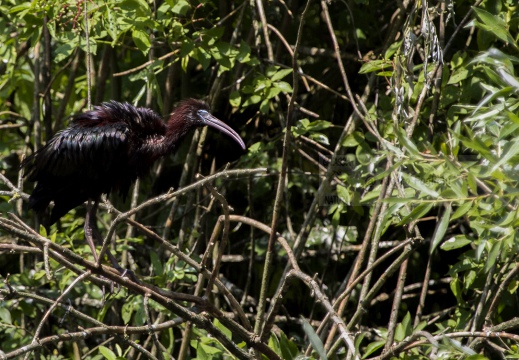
[173,99,246,150]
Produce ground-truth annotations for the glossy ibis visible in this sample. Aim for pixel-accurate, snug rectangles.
[22,99,245,270]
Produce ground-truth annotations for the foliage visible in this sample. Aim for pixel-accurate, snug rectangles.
[1,0,519,359]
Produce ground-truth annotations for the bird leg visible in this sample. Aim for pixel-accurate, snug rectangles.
[85,200,135,279]
[84,200,100,264]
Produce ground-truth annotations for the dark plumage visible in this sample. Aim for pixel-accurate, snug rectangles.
[22,99,245,224]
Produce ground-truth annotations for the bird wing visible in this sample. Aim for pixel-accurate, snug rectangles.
[22,122,131,182]
[21,102,168,223]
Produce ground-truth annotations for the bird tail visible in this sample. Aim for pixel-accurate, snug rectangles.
[28,183,52,214]
[49,197,87,225]
[27,182,84,225]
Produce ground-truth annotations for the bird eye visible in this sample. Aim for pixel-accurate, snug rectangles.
[197,109,209,122]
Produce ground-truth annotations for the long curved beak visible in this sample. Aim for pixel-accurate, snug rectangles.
[198,111,246,150]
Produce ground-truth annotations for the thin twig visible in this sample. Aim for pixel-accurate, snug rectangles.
[32,271,92,344]
[254,0,310,338]
[254,0,274,61]
[144,293,165,360]
[99,167,266,264]
[197,176,231,298]
[113,50,180,77]
[0,215,274,360]
[84,0,92,109]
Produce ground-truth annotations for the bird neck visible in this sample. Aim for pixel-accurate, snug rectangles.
[164,116,192,150]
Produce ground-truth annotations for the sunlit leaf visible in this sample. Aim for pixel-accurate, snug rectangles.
[273,81,293,93]
[132,29,150,54]
[99,346,117,360]
[441,235,472,251]
[302,318,328,360]
[473,7,518,48]
[430,204,452,253]
[0,308,12,325]
[270,68,292,81]
[359,59,392,74]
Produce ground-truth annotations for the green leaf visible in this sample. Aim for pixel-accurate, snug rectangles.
[294,118,331,136]
[259,99,268,114]
[121,0,149,15]
[134,300,145,326]
[465,355,490,360]
[302,318,328,360]
[307,120,332,132]
[465,270,477,290]
[496,208,519,227]
[132,29,150,54]
[361,187,383,204]
[254,78,269,92]
[33,270,47,280]
[237,41,251,63]
[355,332,365,355]
[169,0,190,15]
[401,173,439,199]
[342,131,365,147]
[121,300,134,324]
[214,319,232,339]
[394,312,412,341]
[199,342,222,355]
[9,3,30,13]
[39,225,47,237]
[310,133,330,145]
[508,280,519,294]
[97,299,113,322]
[54,42,77,63]
[270,68,292,81]
[273,81,293,93]
[486,138,519,176]
[0,308,12,324]
[443,337,477,355]
[243,94,262,107]
[485,241,501,273]
[395,128,421,157]
[384,197,416,204]
[105,4,119,43]
[362,340,385,358]
[279,330,298,360]
[213,42,234,70]
[266,86,282,99]
[430,205,452,253]
[359,59,392,74]
[229,90,241,107]
[180,39,195,57]
[376,71,394,77]
[448,66,469,84]
[268,333,281,356]
[149,251,163,276]
[194,47,211,70]
[451,201,473,220]
[441,235,472,251]
[265,65,278,77]
[450,278,463,303]
[180,55,189,72]
[99,346,117,360]
[398,202,434,226]
[356,141,373,165]
[247,142,262,153]
[473,7,517,48]
[337,185,350,204]
[506,110,519,125]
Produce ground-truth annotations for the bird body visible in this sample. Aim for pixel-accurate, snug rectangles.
[22,99,245,224]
